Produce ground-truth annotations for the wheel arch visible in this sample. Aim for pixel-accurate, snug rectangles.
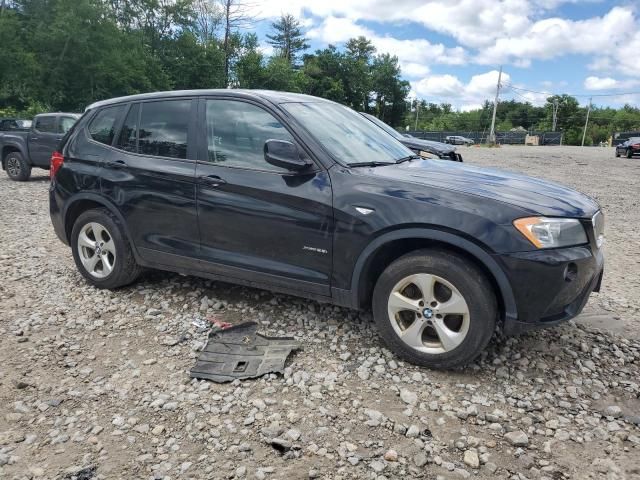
[62,194,141,262]
[1,144,27,169]
[350,228,518,323]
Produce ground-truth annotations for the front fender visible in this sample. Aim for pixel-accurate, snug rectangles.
[349,228,518,323]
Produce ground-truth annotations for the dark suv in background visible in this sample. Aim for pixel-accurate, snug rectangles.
[50,90,604,368]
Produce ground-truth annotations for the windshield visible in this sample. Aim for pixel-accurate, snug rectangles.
[283,102,413,165]
[360,112,404,140]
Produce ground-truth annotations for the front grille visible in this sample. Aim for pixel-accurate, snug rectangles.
[592,210,604,248]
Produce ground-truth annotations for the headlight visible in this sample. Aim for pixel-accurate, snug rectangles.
[513,217,588,248]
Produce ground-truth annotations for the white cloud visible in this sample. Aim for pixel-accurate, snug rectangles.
[308,16,467,77]
[307,16,370,44]
[258,44,275,56]
[481,7,634,65]
[250,0,640,103]
[414,74,465,97]
[253,1,640,80]
[512,89,548,106]
[466,70,509,96]
[402,62,431,78]
[584,76,640,91]
[413,70,512,108]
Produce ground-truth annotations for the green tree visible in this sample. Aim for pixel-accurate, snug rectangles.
[343,37,375,111]
[266,13,309,65]
[235,33,265,88]
[262,56,301,92]
[301,46,345,102]
[371,53,409,125]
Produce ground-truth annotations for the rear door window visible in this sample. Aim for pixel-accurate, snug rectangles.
[138,100,190,159]
[116,104,139,153]
[35,116,56,133]
[88,105,125,146]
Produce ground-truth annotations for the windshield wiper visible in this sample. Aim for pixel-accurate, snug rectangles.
[395,154,422,164]
[348,161,396,167]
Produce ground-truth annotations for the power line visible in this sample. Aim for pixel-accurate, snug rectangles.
[504,83,640,98]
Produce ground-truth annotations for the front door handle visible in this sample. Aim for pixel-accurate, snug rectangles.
[199,175,226,187]
[106,160,127,169]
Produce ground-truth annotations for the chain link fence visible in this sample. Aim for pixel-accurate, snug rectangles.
[613,131,640,143]
[404,131,564,145]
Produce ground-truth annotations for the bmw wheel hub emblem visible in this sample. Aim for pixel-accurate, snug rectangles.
[422,308,434,319]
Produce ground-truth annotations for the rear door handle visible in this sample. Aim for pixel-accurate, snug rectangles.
[106,160,127,169]
[198,175,226,187]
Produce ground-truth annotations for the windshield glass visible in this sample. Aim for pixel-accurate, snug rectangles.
[360,112,404,140]
[283,102,413,165]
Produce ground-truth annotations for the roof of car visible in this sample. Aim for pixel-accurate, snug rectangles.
[34,112,81,118]
[86,89,332,111]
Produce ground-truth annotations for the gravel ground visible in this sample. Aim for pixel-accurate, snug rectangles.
[0,146,638,480]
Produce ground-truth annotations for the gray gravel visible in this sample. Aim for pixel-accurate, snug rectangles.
[0,146,639,479]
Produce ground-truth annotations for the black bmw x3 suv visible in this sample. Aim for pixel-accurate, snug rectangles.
[50,90,605,368]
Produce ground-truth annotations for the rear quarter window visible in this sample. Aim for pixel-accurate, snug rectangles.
[88,105,125,146]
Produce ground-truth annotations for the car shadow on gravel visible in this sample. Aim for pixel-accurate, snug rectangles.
[131,269,618,379]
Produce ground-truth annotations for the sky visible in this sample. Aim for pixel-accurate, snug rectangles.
[246,0,640,111]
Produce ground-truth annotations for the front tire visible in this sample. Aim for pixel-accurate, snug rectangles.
[627,149,633,159]
[372,249,497,369]
[71,208,141,289]
[5,152,31,181]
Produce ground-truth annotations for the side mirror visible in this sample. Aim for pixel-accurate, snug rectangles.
[264,139,312,171]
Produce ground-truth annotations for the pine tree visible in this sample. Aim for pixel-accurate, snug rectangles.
[266,14,309,66]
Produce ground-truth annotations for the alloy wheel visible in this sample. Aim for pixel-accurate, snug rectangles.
[77,222,116,279]
[387,273,470,354]
[6,157,21,177]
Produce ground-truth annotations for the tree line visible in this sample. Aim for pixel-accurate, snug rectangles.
[0,0,408,125]
[1,0,638,145]
[405,95,640,145]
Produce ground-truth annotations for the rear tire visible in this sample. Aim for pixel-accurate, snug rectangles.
[71,208,141,289]
[615,150,620,157]
[5,152,31,181]
[372,249,497,369]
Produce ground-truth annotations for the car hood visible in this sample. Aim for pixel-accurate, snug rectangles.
[401,137,456,155]
[360,159,600,218]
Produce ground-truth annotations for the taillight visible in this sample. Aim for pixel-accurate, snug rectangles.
[50,151,64,179]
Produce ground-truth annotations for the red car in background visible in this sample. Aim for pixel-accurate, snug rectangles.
[615,137,640,158]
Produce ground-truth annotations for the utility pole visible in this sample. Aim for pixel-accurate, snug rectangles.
[552,98,559,131]
[488,66,502,144]
[581,97,592,147]
[414,100,420,131]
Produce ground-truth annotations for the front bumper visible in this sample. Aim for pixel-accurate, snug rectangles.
[497,244,604,335]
